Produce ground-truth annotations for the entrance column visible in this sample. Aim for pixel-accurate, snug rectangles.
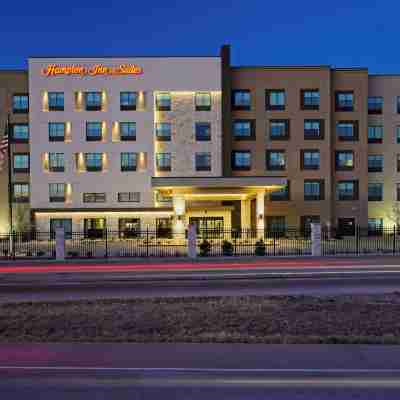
[172,194,186,236]
[240,199,251,231]
[256,190,265,236]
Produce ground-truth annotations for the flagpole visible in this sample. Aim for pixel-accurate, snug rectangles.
[6,113,13,233]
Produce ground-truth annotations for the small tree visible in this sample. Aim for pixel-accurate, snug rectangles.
[386,203,400,228]
[13,204,31,233]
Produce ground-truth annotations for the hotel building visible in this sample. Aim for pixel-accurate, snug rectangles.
[0,45,399,235]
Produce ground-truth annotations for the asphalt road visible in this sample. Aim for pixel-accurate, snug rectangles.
[1,266,400,302]
[1,344,400,399]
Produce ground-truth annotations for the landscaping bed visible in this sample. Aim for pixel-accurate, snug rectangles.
[1,294,400,343]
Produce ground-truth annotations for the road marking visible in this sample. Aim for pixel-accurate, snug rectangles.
[0,366,400,373]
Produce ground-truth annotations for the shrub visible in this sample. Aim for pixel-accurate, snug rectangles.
[199,239,211,257]
[255,240,266,256]
[222,240,233,256]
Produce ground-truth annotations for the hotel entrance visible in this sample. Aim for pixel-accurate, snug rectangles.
[189,216,224,238]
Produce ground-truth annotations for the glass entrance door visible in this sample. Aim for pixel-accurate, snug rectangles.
[189,217,224,238]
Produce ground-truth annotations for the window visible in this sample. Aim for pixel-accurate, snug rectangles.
[233,120,254,140]
[156,153,171,171]
[304,120,323,140]
[397,183,400,201]
[397,126,400,144]
[195,152,211,171]
[156,92,171,111]
[300,216,320,236]
[266,89,285,111]
[195,122,211,141]
[368,182,383,201]
[232,90,251,110]
[338,218,356,236]
[368,154,383,173]
[397,154,400,172]
[83,193,106,203]
[337,121,358,141]
[120,92,137,111]
[118,192,140,203]
[12,124,29,142]
[269,120,289,140]
[120,122,136,141]
[13,154,29,173]
[48,92,64,111]
[13,94,28,113]
[270,182,290,201]
[397,97,400,114]
[301,90,320,110]
[368,218,383,235]
[86,122,103,141]
[266,216,287,235]
[49,183,66,202]
[85,92,102,111]
[195,92,211,111]
[231,150,251,170]
[155,122,172,141]
[304,180,324,201]
[156,218,172,238]
[368,96,383,114]
[84,218,106,238]
[49,122,65,142]
[13,183,29,203]
[120,152,137,172]
[119,218,141,238]
[48,153,65,172]
[301,150,320,170]
[156,192,172,204]
[335,91,354,111]
[368,126,383,144]
[266,150,286,171]
[337,180,359,201]
[336,151,354,171]
[50,219,72,239]
[84,153,103,172]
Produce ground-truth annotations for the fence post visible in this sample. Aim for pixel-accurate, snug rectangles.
[146,226,149,257]
[356,225,360,255]
[393,225,397,255]
[55,227,65,261]
[105,229,108,259]
[187,224,197,258]
[311,223,322,257]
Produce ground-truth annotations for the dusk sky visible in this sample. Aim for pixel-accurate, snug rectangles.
[0,0,397,73]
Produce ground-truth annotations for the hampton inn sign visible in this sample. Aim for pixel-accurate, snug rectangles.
[41,64,143,77]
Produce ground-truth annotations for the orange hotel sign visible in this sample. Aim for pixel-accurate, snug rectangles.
[41,64,143,77]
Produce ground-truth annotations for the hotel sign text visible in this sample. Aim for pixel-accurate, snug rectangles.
[41,64,143,77]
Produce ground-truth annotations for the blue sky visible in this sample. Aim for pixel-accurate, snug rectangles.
[0,0,397,73]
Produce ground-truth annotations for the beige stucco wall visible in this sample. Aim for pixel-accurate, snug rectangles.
[368,75,400,225]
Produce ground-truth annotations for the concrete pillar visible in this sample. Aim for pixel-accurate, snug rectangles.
[256,191,265,235]
[173,194,186,236]
[240,199,251,231]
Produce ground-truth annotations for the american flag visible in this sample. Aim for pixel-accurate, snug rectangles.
[0,120,9,172]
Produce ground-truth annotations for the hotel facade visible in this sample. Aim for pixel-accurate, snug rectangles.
[0,45,399,236]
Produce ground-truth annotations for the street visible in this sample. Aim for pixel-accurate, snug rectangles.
[1,344,400,399]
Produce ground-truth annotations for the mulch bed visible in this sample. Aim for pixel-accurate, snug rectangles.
[1,294,400,343]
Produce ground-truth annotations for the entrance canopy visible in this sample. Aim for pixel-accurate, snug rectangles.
[152,176,287,200]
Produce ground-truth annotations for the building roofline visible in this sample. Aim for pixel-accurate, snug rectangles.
[28,55,221,60]
[0,69,27,73]
[232,65,331,71]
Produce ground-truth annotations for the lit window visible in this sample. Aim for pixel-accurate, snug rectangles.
[301,90,320,110]
[233,120,253,140]
[269,120,289,140]
[156,153,171,171]
[84,153,103,172]
[120,152,137,172]
[368,126,383,144]
[368,96,383,114]
[336,151,354,171]
[337,121,358,141]
[301,150,320,170]
[49,183,66,202]
[231,151,251,170]
[86,122,102,141]
[155,123,171,141]
[232,90,251,110]
[337,181,358,201]
[12,124,29,142]
[85,92,102,111]
[48,153,65,172]
[120,92,137,111]
[13,94,28,113]
[48,122,65,142]
[266,90,285,111]
[156,92,171,111]
[195,92,211,111]
[118,192,140,203]
[304,180,324,201]
[13,154,29,172]
[335,91,354,111]
[304,120,323,140]
[13,183,29,203]
[83,193,106,203]
[368,154,383,172]
[266,150,286,170]
[368,182,383,201]
[48,92,64,111]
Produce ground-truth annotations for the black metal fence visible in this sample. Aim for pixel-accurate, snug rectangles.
[0,226,399,259]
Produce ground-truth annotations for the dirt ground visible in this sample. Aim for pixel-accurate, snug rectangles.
[1,294,400,343]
